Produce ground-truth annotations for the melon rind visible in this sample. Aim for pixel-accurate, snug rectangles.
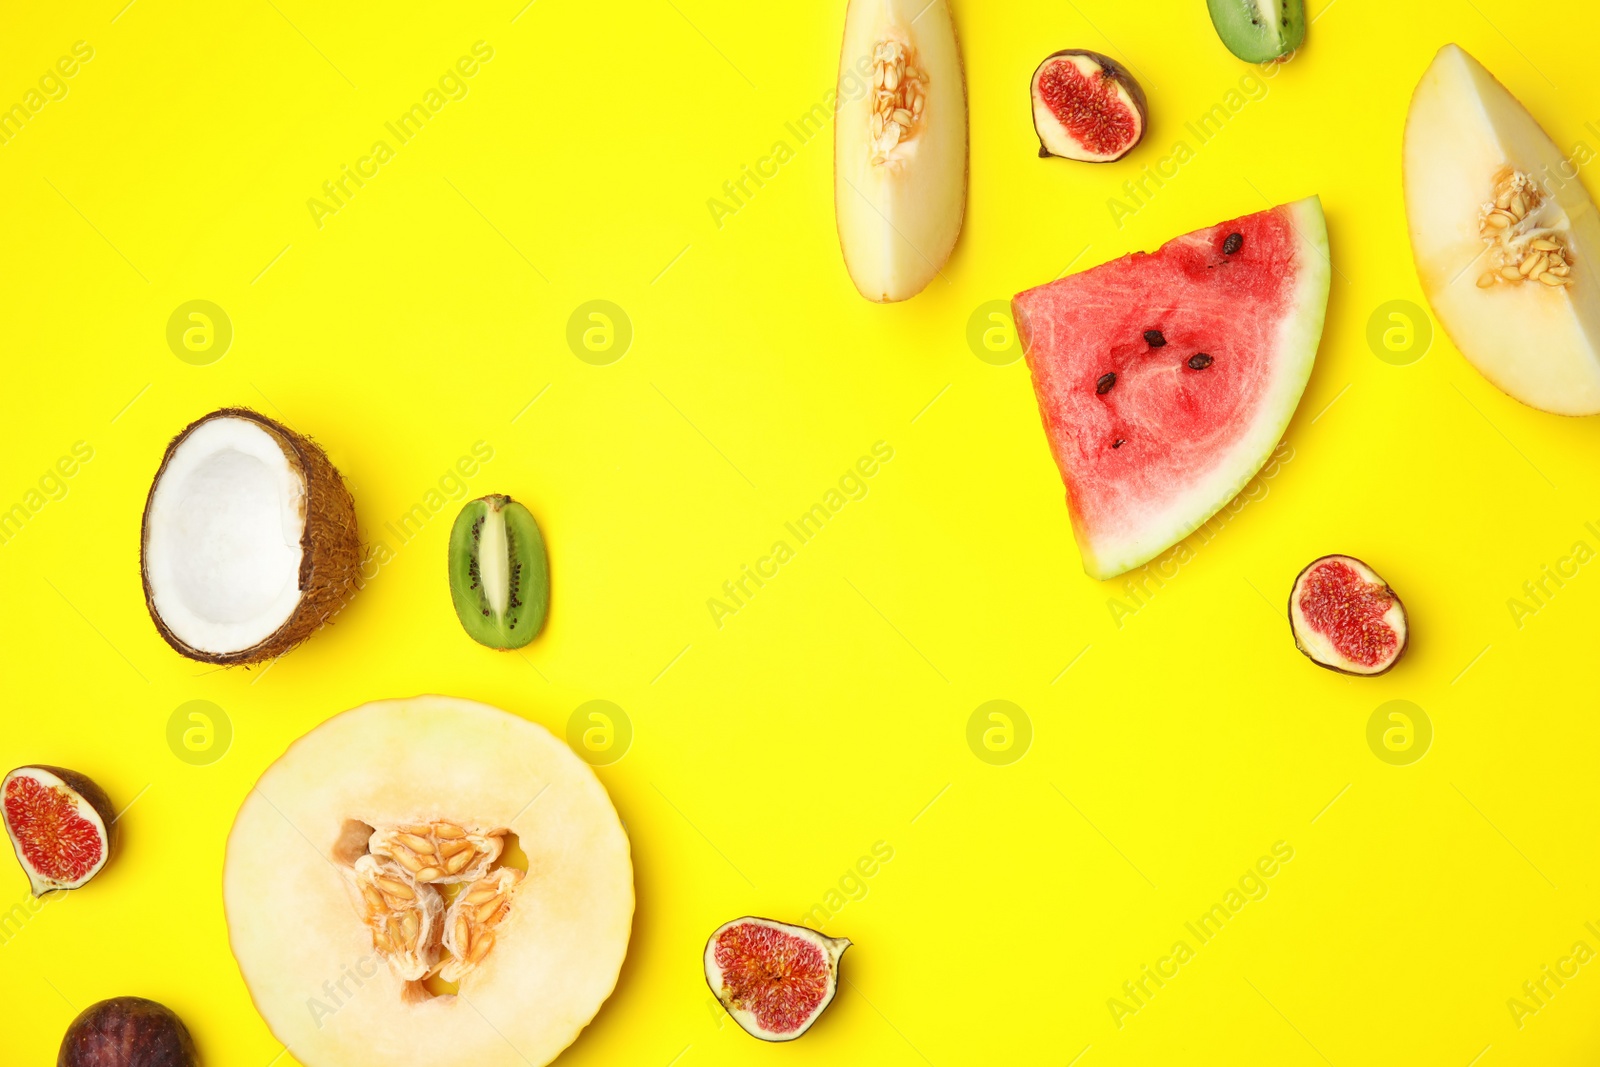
[223,696,633,1067]
[1016,197,1329,580]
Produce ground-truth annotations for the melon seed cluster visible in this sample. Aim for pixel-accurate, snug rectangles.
[368,822,503,884]
[346,820,523,982]
[1476,168,1575,289]
[441,867,524,983]
[869,39,928,165]
[352,856,444,980]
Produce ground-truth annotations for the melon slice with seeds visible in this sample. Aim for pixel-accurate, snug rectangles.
[1404,43,1600,414]
[834,0,967,302]
[223,696,633,1067]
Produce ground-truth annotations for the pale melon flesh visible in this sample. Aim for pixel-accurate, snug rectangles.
[834,0,967,302]
[223,696,633,1067]
[1404,43,1600,415]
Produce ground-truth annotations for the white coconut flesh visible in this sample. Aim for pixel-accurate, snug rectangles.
[223,697,634,1067]
[143,416,308,655]
[1404,44,1600,414]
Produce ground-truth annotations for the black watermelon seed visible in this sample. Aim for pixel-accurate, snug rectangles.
[1223,232,1243,255]
[1112,438,1125,449]
[1187,353,1214,370]
[1096,372,1117,395]
[1143,329,1166,347]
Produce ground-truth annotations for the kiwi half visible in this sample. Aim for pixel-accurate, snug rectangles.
[447,494,549,650]
[1205,0,1304,63]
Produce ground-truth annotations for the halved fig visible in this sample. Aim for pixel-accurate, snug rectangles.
[141,408,360,666]
[2,765,115,896]
[1288,555,1409,676]
[223,696,633,1067]
[1030,50,1147,163]
[58,997,198,1067]
[704,916,849,1042]
[834,0,967,302]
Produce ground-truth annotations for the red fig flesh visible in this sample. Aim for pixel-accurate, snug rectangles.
[1030,50,1147,163]
[1288,555,1409,675]
[3,765,116,896]
[704,916,849,1041]
[58,997,198,1067]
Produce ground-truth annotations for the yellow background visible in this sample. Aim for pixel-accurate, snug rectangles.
[3,0,1599,1063]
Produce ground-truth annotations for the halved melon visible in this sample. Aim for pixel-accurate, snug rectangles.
[223,696,633,1067]
[1404,44,1600,414]
[1013,198,1329,579]
[834,0,967,302]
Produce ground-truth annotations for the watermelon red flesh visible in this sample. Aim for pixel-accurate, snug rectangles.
[1012,197,1329,579]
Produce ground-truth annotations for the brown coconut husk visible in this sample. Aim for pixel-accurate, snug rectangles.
[139,407,361,666]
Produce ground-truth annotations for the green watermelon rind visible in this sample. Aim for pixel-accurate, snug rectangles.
[1026,196,1331,580]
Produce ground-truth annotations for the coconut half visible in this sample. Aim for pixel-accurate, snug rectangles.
[140,408,359,665]
[223,696,634,1067]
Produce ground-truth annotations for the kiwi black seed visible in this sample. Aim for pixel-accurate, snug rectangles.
[447,494,549,650]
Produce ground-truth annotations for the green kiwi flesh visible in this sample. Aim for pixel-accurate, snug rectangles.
[1205,0,1304,62]
[447,494,549,649]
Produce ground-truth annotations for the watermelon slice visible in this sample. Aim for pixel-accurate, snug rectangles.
[1012,197,1330,580]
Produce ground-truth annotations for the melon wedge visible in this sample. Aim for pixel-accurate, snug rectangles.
[223,696,633,1067]
[1404,44,1600,415]
[834,0,967,302]
[1013,198,1329,579]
